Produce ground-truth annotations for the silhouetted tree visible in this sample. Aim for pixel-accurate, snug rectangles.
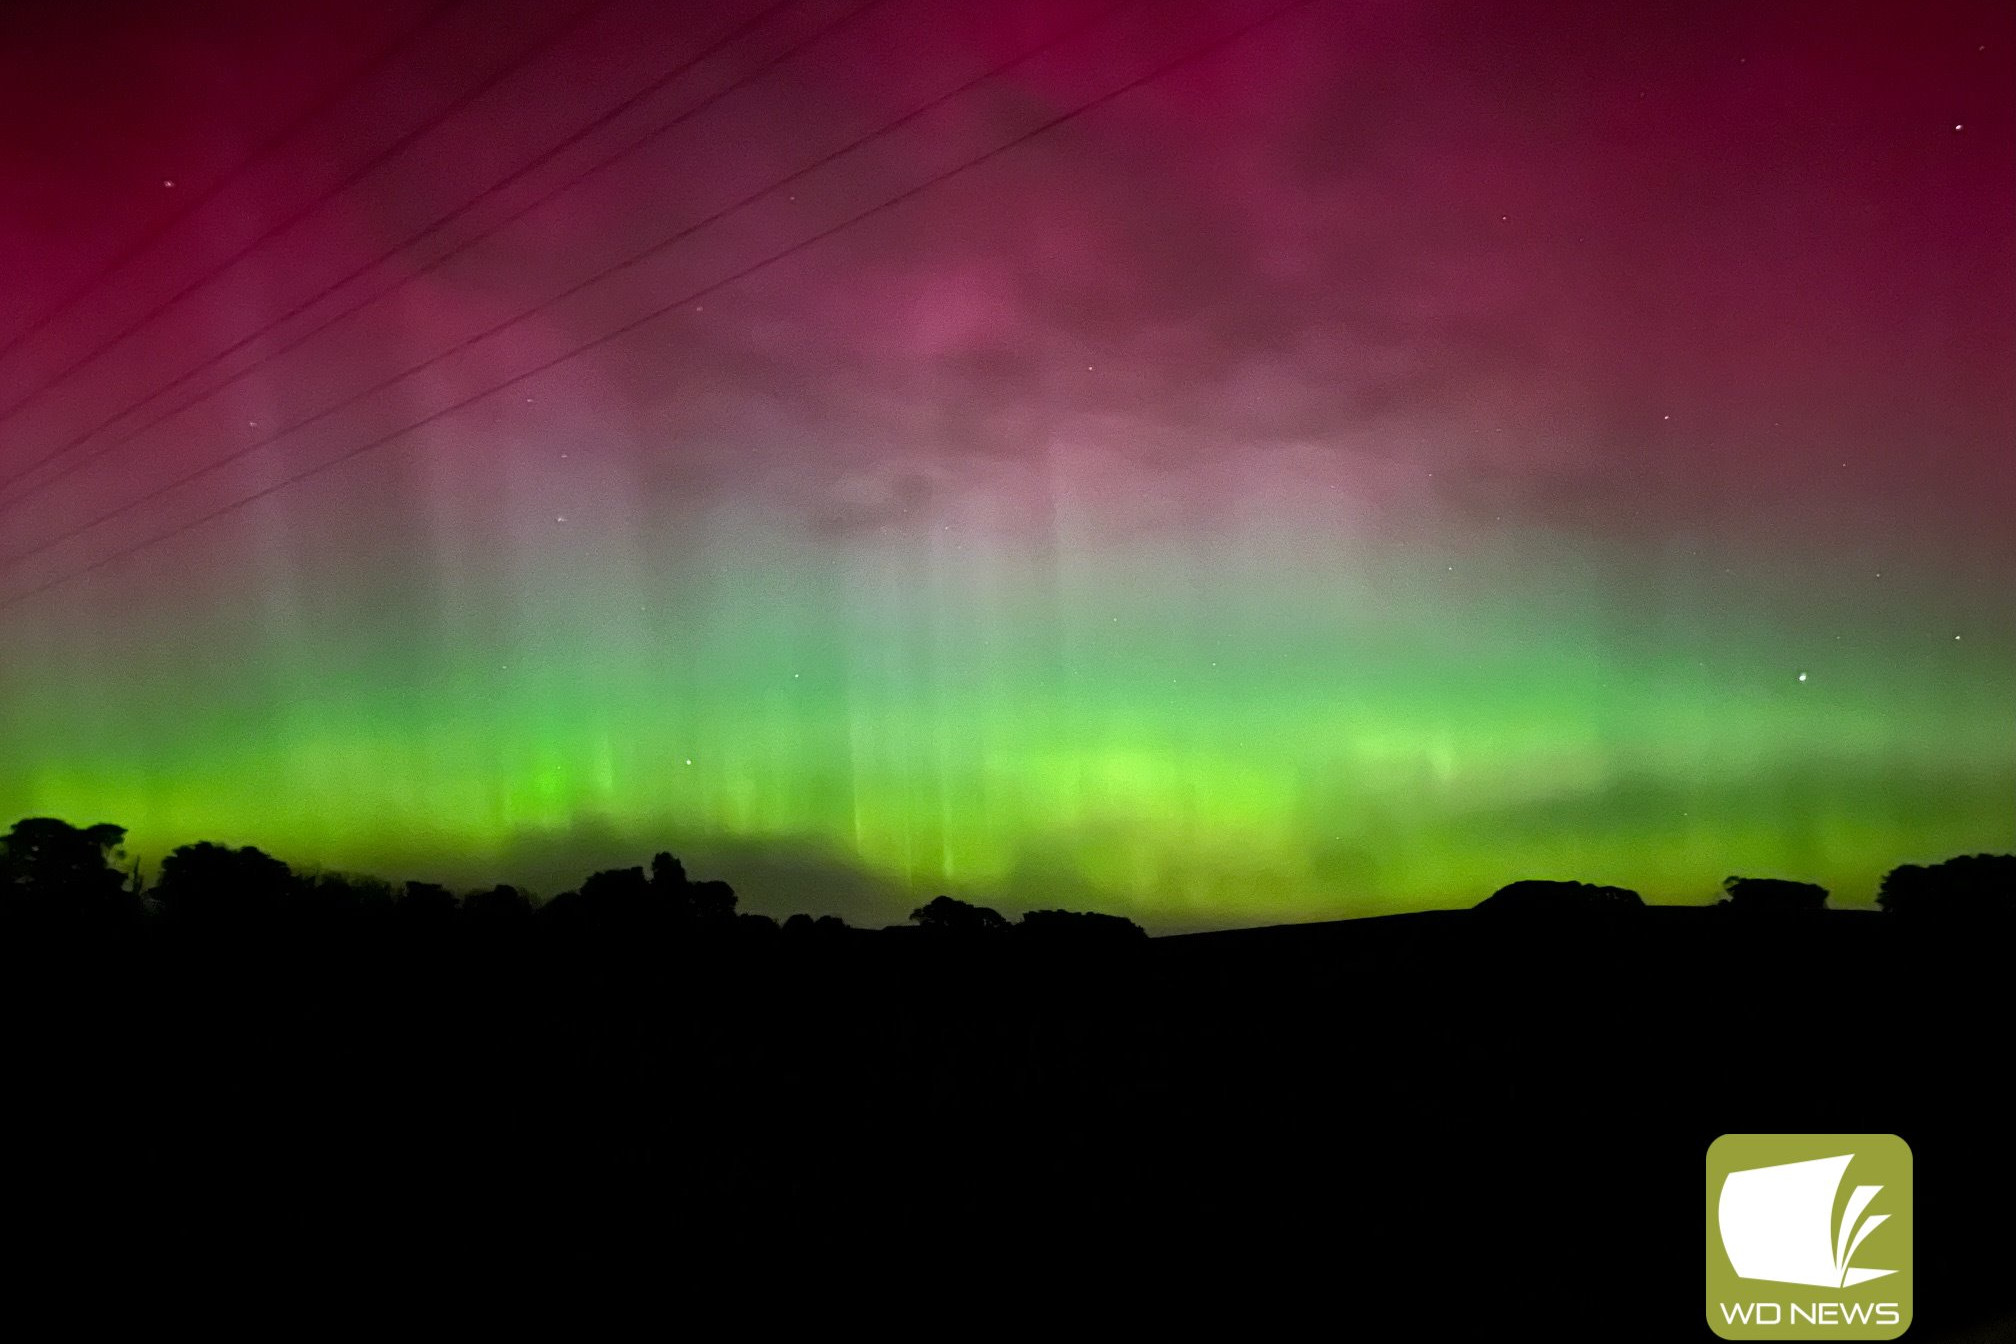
[397,880,459,926]
[153,841,296,926]
[650,851,687,890]
[536,889,583,928]
[1719,875,1828,914]
[0,817,134,925]
[533,865,638,939]
[298,871,394,922]
[464,883,532,922]
[1476,880,1644,917]
[910,895,1010,935]
[689,878,737,928]
[1878,863,1930,914]
[581,865,651,907]
[540,855,740,939]
[1878,854,2015,922]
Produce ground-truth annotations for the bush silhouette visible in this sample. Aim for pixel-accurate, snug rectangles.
[1017,908,1147,944]
[1718,875,1828,914]
[1475,879,1643,917]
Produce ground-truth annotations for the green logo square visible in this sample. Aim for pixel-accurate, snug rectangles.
[1706,1134,1912,1339]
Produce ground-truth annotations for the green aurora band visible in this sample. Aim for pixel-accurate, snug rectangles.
[3,442,2007,929]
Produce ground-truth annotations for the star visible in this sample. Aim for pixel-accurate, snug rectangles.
[1797,672,1808,682]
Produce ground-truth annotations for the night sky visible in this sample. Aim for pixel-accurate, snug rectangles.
[0,0,2009,929]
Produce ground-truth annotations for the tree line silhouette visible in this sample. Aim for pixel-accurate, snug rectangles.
[1474,863,2014,920]
[0,815,1158,945]
[4,814,2008,938]
[1,814,2011,1336]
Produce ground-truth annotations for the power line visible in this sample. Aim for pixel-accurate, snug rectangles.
[0,0,621,429]
[0,0,1321,617]
[0,0,827,504]
[0,0,467,368]
[0,0,1127,546]
[0,0,859,507]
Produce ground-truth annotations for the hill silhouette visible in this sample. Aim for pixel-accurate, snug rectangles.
[0,815,2010,1338]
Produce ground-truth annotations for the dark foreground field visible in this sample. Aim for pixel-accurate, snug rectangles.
[6,907,2010,1337]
